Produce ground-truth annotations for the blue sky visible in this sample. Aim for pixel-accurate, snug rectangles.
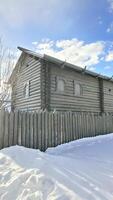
[1,0,113,76]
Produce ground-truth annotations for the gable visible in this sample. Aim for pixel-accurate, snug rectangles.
[11,53,42,111]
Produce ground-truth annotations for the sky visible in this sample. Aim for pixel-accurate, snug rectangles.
[0,0,113,76]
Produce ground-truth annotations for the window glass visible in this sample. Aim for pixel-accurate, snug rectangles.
[57,79,65,92]
[23,81,29,97]
[74,83,82,96]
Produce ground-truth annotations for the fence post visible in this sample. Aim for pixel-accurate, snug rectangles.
[18,111,22,146]
[54,111,58,147]
[13,110,18,145]
[45,110,49,150]
[48,112,52,147]
[41,111,45,151]
[0,109,5,149]
[9,111,14,146]
[21,111,26,147]
[33,111,38,149]
[4,110,9,148]
[29,112,34,148]
[57,112,61,145]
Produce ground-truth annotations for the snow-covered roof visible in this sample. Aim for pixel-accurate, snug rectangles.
[9,46,113,83]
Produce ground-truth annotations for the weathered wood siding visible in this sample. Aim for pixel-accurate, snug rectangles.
[49,64,100,112]
[11,53,42,111]
[11,53,113,113]
[41,61,51,110]
[103,80,113,112]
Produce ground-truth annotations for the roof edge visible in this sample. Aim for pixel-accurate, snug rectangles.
[9,46,113,83]
[17,46,44,59]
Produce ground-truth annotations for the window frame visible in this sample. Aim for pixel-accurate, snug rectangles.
[74,81,83,96]
[23,81,30,98]
[56,76,65,94]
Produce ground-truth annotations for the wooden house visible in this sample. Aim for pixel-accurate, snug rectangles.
[8,47,113,113]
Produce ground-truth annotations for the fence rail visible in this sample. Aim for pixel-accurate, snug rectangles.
[0,109,113,151]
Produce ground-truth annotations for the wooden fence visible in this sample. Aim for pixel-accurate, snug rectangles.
[0,109,113,151]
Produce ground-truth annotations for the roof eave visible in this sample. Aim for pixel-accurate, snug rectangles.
[8,46,113,84]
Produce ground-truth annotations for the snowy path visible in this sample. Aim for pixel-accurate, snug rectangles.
[0,133,113,200]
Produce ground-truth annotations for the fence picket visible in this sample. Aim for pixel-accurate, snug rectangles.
[0,110,113,151]
[4,111,9,148]
[33,112,38,149]
[41,111,45,151]
[0,111,2,148]
[9,111,14,146]
[0,109,5,149]
[54,111,58,147]
[22,112,26,147]
[26,111,30,147]
[45,111,48,150]
[18,111,22,146]
[13,111,18,145]
[29,112,34,148]
[51,112,54,146]
[57,112,61,145]
[48,112,52,147]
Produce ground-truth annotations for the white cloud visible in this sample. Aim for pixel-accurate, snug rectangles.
[104,65,112,69]
[107,22,113,33]
[32,42,38,46]
[98,17,103,25]
[105,51,113,61]
[88,66,96,71]
[107,1,113,34]
[108,0,113,12]
[0,0,73,28]
[32,39,105,68]
[107,28,111,33]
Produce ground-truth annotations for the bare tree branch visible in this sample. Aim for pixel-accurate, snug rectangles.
[0,37,16,109]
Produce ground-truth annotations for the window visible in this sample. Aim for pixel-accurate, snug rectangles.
[23,81,29,98]
[74,82,82,96]
[57,78,65,93]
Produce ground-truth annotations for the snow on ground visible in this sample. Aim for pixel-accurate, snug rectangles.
[0,134,113,200]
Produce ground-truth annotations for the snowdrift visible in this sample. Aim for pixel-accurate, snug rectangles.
[0,133,113,199]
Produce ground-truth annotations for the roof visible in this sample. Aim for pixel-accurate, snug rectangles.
[9,46,113,83]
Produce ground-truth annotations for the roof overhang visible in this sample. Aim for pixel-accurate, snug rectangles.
[8,46,113,84]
